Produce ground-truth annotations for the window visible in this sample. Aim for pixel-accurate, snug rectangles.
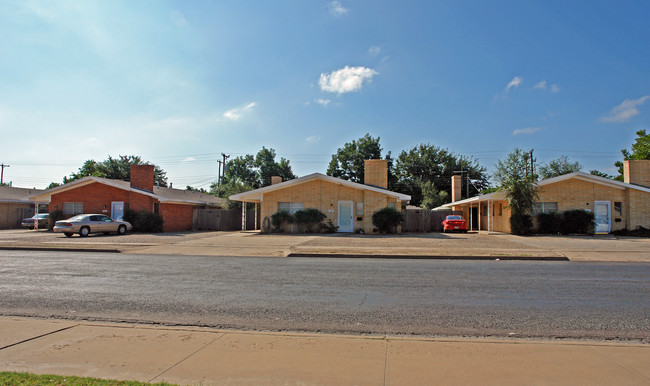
[356,202,364,216]
[387,202,396,209]
[614,202,622,216]
[278,202,303,214]
[63,202,84,215]
[532,202,558,215]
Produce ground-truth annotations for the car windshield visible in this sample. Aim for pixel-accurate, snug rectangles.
[447,216,462,220]
[66,215,86,221]
[37,214,49,219]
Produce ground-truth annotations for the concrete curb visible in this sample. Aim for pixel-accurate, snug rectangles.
[0,246,120,253]
[286,252,570,261]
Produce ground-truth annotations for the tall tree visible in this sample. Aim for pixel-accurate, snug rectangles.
[614,129,650,181]
[214,147,296,194]
[538,155,582,179]
[62,155,168,187]
[494,148,538,234]
[393,144,488,207]
[327,134,383,183]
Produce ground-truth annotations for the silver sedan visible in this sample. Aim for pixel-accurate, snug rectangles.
[53,214,132,237]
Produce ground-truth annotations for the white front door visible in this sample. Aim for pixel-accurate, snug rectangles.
[337,201,354,232]
[594,201,611,234]
[111,202,125,221]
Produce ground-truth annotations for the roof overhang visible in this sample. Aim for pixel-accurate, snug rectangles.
[28,176,160,203]
[230,173,411,202]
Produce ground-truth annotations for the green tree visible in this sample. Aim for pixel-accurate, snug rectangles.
[420,180,449,209]
[215,147,296,196]
[494,149,538,234]
[255,147,296,186]
[327,134,383,183]
[393,144,488,207]
[538,155,582,179]
[62,155,168,187]
[589,170,613,179]
[46,182,61,189]
[614,129,650,181]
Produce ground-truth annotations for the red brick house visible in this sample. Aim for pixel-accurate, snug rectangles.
[29,165,224,232]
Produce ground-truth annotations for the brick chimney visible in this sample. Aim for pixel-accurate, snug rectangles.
[451,174,462,202]
[364,159,388,188]
[130,164,154,192]
[623,160,650,188]
[271,176,282,185]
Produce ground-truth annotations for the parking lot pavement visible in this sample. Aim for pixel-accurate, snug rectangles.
[1,317,648,385]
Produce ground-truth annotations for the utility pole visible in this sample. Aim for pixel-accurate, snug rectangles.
[0,163,9,185]
[220,153,230,184]
[530,149,535,178]
[217,160,223,188]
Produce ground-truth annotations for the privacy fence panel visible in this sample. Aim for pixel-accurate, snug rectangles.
[403,209,462,232]
[193,208,258,231]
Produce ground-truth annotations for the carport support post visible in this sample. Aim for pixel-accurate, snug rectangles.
[254,202,258,231]
[242,202,247,231]
[34,203,39,231]
[478,201,481,231]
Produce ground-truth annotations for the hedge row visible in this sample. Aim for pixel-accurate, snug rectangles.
[512,209,595,235]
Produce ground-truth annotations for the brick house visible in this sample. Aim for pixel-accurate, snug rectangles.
[438,160,650,234]
[29,165,224,232]
[229,160,411,233]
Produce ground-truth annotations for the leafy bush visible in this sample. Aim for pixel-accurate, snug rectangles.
[372,207,404,234]
[123,209,164,233]
[322,219,338,233]
[560,210,594,235]
[612,226,650,237]
[48,210,66,230]
[270,210,294,232]
[535,212,561,234]
[510,213,533,235]
[293,208,327,233]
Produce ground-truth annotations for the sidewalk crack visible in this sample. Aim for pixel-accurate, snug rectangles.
[147,332,226,383]
[0,324,79,351]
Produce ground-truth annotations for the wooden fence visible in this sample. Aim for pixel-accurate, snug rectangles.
[192,208,257,231]
[402,209,462,232]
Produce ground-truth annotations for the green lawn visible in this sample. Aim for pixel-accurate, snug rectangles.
[0,372,176,386]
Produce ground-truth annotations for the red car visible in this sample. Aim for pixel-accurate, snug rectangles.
[442,215,467,233]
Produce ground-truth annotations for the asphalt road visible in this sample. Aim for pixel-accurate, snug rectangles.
[0,250,648,341]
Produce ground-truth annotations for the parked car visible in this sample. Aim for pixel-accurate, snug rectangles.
[53,214,132,237]
[22,213,49,229]
[442,215,467,233]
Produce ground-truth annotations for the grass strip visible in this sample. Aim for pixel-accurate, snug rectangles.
[0,372,175,386]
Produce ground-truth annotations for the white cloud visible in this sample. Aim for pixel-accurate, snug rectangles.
[600,96,650,123]
[223,102,256,121]
[305,136,321,143]
[533,80,547,89]
[328,1,348,16]
[368,46,381,57]
[170,10,188,27]
[512,127,540,135]
[319,66,378,94]
[182,157,196,162]
[550,84,560,93]
[314,98,331,106]
[506,76,523,92]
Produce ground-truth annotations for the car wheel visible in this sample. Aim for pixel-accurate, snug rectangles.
[79,226,90,237]
[117,225,126,235]
[64,233,73,237]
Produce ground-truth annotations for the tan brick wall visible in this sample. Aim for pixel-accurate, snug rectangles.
[624,160,650,188]
[627,189,650,229]
[537,179,647,232]
[260,179,401,233]
[364,159,388,189]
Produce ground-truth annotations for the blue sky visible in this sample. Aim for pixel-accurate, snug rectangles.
[1,0,648,189]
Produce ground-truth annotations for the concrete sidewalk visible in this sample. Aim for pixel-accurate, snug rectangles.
[1,229,649,262]
[0,317,648,385]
